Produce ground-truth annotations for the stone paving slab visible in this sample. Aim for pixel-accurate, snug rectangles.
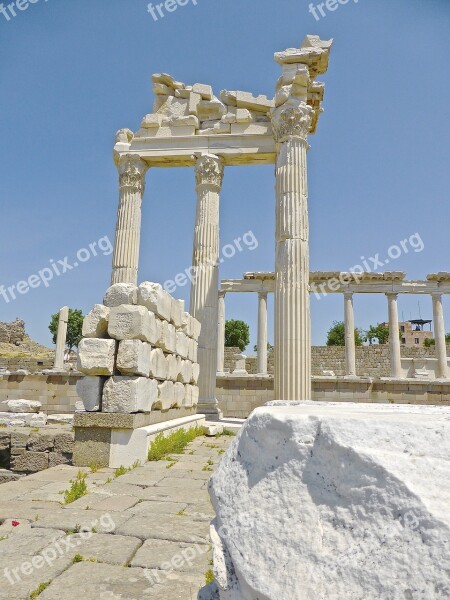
[130,538,211,574]
[0,432,236,598]
[31,509,131,534]
[155,476,207,490]
[38,562,204,600]
[125,499,188,517]
[115,513,209,543]
[65,532,142,565]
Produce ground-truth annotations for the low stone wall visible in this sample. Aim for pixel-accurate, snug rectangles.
[216,375,450,418]
[0,426,74,476]
[224,345,450,378]
[0,373,82,414]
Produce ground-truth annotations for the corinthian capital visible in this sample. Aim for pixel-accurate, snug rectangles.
[271,102,314,143]
[118,154,148,194]
[195,154,224,190]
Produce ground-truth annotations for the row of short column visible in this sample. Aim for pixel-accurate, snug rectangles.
[343,292,448,379]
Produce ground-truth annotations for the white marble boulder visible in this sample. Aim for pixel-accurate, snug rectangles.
[1,399,42,413]
[108,305,153,342]
[82,304,110,338]
[103,283,138,308]
[206,403,450,600]
[138,282,172,321]
[77,339,116,376]
[117,340,152,377]
[103,376,157,413]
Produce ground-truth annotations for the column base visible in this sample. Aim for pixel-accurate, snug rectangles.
[197,401,223,419]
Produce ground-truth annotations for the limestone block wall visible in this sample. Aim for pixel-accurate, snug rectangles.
[76,282,201,415]
[0,373,82,414]
[0,427,74,475]
[223,345,450,378]
[216,375,450,418]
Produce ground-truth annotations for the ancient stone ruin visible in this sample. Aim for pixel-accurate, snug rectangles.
[0,318,25,345]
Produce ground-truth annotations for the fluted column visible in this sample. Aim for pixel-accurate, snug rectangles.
[387,293,402,378]
[54,306,69,370]
[111,154,149,285]
[432,294,448,379]
[257,292,268,374]
[344,293,356,377]
[217,291,226,374]
[272,103,313,400]
[190,154,224,415]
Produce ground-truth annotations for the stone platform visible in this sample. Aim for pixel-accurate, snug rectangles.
[0,432,234,599]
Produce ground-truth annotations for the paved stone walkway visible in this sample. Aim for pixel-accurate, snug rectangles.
[0,434,233,599]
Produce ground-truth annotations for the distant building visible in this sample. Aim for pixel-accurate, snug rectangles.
[381,319,433,347]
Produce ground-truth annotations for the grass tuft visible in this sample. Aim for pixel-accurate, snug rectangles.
[148,427,206,462]
[63,472,88,505]
[29,581,52,598]
[205,569,215,585]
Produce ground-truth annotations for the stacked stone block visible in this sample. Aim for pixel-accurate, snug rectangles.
[0,428,74,475]
[76,282,201,414]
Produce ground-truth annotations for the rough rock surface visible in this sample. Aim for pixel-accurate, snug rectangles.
[208,403,450,600]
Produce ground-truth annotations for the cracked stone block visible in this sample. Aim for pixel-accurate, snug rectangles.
[103,377,158,414]
[103,283,138,307]
[27,433,54,452]
[191,363,200,385]
[184,385,199,408]
[82,304,110,338]
[173,382,186,408]
[54,433,74,453]
[49,452,72,468]
[178,360,193,385]
[170,298,185,328]
[77,339,116,376]
[188,338,198,363]
[108,305,153,343]
[159,321,177,354]
[76,376,105,412]
[149,348,169,381]
[176,331,189,359]
[166,354,181,382]
[117,340,152,377]
[10,450,49,473]
[156,381,175,410]
[137,282,172,322]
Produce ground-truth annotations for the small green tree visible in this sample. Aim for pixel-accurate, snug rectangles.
[225,320,250,352]
[424,334,450,348]
[253,342,274,353]
[49,308,84,352]
[326,321,363,347]
[364,324,390,345]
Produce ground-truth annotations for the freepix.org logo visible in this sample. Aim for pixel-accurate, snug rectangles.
[0,0,48,22]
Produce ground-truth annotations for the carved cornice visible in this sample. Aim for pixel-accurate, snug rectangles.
[118,154,148,194]
[195,154,224,190]
[271,103,314,143]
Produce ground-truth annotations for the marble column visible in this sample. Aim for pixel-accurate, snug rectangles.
[111,154,149,286]
[387,293,402,378]
[344,293,356,377]
[432,294,448,379]
[272,103,314,400]
[217,291,226,374]
[54,306,69,370]
[257,292,268,374]
[190,154,224,415]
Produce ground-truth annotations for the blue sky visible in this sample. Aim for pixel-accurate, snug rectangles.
[0,0,449,351]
